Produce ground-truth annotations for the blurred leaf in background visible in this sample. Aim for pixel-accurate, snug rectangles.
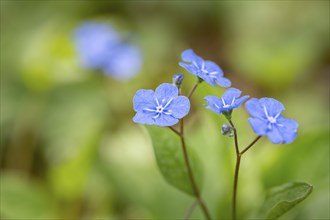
[0,173,57,219]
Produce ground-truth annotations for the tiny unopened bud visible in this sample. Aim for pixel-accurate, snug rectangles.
[172,74,184,90]
[222,124,234,137]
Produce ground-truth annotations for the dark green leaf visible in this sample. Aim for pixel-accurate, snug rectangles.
[145,125,203,196]
[259,182,313,220]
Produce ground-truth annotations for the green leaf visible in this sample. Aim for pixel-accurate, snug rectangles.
[145,125,203,196]
[259,182,313,220]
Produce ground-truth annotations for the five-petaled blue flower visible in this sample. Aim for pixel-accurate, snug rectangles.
[204,88,249,115]
[179,49,231,87]
[245,98,298,144]
[133,83,190,126]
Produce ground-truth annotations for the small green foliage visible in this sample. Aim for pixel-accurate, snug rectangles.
[145,125,203,196]
[259,182,313,220]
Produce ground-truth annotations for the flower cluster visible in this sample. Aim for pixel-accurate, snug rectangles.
[74,22,142,80]
[204,90,298,144]
[132,48,302,220]
[132,49,298,144]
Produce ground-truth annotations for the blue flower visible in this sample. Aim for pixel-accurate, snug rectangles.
[204,88,249,115]
[245,98,298,144]
[74,22,120,69]
[179,49,231,87]
[74,22,142,79]
[133,83,190,126]
[103,44,142,80]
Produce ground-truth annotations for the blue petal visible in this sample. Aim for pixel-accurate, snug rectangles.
[248,118,268,136]
[232,95,250,108]
[204,61,223,76]
[199,74,216,86]
[259,98,285,117]
[179,63,198,76]
[276,117,298,144]
[277,116,298,130]
[133,89,156,112]
[103,44,142,80]
[181,49,203,63]
[245,98,266,120]
[155,83,178,104]
[74,22,119,69]
[266,126,284,144]
[215,77,231,87]
[168,96,190,119]
[204,96,223,114]
[133,111,155,125]
[155,114,179,126]
[222,88,241,104]
[203,61,230,87]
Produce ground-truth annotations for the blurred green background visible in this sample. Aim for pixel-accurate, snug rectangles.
[1,1,329,219]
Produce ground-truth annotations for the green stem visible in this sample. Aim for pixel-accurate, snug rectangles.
[232,153,241,220]
[184,199,198,220]
[229,120,262,220]
[229,120,239,156]
[241,136,262,155]
[187,82,199,99]
[180,119,211,220]
[169,126,180,136]
[179,82,211,220]
[229,120,240,220]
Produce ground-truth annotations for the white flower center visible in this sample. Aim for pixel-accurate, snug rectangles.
[268,116,277,123]
[221,97,236,108]
[263,105,282,129]
[145,97,174,119]
[201,62,208,73]
[193,61,218,77]
[156,105,164,113]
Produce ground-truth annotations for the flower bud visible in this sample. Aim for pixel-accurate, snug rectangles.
[221,124,234,137]
[172,74,184,90]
